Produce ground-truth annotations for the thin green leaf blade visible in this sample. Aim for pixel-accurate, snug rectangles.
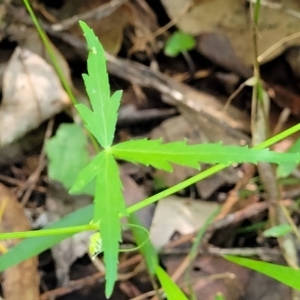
[155,265,188,300]
[79,21,121,148]
[111,139,300,171]
[225,255,300,290]
[262,224,292,237]
[0,205,93,271]
[93,152,127,297]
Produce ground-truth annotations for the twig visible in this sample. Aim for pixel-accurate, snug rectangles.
[152,0,194,39]
[51,0,128,31]
[0,174,46,193]
[258,31,300,63]
[13,8,250,144]
[40,254,142,300]
[162,246,282,262]
[20,119,54,206]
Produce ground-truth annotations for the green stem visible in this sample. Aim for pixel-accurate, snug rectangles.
[0,164,226,239]
[23,0,77,106]
[128,163,227,214]
[0,224,96,239]
[128,119,300,213]
[23,0,101,153]
[7,0,300,242]
[2,119,300,240]
[254,123,300,149]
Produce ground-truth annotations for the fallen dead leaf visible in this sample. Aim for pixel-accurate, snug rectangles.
[164,255,250,300]
[0,47,70,148]
[161,0,300,65]
[0,183,39,300]
[243,268,290,300]
[6,24,73,89]
[59,0,134,55]
[196,32,252,78]
[150,196,220,249]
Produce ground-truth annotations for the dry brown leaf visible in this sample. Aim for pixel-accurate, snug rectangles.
[165,255,250,300]
[161,0,300,64]
[150,196,220,249]
[0,47,70,148]
[59,0,134,55]
[19,28,73,87]
[0,183,39,300]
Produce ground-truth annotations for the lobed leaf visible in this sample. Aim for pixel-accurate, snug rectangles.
[111,139,300,171]
[78,21,122,148]
[93,152,127,297]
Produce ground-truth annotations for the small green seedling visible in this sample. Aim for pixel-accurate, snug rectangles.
[164,31,196,76]
[164,31,196,57]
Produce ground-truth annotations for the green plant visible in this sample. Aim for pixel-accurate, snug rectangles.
[277,136,300,178]
[164,31,196,57]
[2,2,300,298]
[224,0,300,293]
[164,30,196,75]
[225,255,300,290]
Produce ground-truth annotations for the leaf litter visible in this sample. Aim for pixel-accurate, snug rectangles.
[0,1,295,299]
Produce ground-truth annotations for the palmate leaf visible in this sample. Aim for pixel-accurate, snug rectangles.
[111,139,300,171]
[78,21,122,148]
[70,151,127,297]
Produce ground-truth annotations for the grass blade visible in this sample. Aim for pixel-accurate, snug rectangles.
[225,255,300,290]
[0,205,93,271]
[128,213,158,275]
[156,265,188,300]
